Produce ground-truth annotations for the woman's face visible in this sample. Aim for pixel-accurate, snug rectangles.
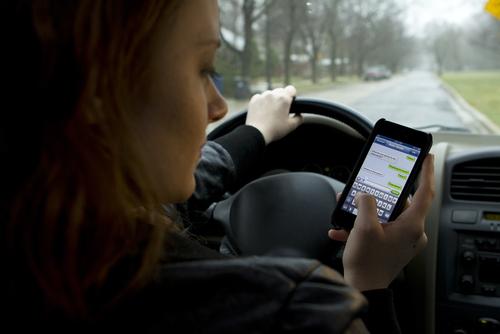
[136,0,227,203]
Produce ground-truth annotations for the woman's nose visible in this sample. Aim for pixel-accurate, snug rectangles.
[208,84,228,123]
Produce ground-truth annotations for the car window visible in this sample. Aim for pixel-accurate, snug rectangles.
[215,0,500,134]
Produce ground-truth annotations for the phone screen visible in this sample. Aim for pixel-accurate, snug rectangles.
[340,134,421,223]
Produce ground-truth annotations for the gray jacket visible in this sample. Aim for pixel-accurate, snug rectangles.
[167,126,400,333]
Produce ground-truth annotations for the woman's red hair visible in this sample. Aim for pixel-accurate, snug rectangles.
[2,0,180,318]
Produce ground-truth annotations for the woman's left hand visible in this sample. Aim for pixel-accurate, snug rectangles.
[245,85,303,145]
[328,155,435,291]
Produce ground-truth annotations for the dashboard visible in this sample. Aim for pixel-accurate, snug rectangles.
[207,106,500,334]
[427,133,500,334]
[262,124,500,334]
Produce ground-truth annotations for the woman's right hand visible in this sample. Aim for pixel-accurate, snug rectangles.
[328,154,435,291]
[245,85,303,145]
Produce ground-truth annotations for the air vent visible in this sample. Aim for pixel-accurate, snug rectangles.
[450,157,500,202]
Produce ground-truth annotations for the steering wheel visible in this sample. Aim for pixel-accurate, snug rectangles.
[208,98,373,140]
[208,98,373,265]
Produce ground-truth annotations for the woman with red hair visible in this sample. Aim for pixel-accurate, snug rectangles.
[1,1,434,333]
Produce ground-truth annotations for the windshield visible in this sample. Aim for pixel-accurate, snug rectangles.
[215,0,500,134]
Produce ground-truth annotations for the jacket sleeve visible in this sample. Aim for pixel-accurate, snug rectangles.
[178,125,266,225]
[275,261,400,334]
[142,249,400,334]
[213,125,266,189]
[276,261,370,334]
[361,289,401,334]
[149,256,371,334]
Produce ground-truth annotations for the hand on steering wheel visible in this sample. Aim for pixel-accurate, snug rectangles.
[245,86,303,145]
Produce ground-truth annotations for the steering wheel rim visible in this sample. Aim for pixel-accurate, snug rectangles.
[208,98,373,141]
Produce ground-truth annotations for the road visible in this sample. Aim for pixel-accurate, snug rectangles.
[216,71,490,134]
[307,71,472,131]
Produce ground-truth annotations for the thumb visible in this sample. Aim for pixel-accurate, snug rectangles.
[288,114,303,130]
[353,193,380,231]
[285,85,297,97]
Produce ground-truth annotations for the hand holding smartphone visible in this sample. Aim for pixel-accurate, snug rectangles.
[331,119,433,230]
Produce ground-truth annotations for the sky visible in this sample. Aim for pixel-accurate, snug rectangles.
[398,0,486,36]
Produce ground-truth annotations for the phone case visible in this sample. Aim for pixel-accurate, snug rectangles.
[331,118,433,230]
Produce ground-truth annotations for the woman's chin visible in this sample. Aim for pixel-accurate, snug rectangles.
[170,175,196,204]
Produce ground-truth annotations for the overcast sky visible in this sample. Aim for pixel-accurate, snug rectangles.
[398,0,485,35]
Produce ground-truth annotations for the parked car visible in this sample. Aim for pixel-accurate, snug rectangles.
[363,66,392,81]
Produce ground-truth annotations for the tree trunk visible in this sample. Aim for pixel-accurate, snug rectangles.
[284,37,293,85]
[264,4,273,89]
[329,33,337,81]
[241,0,255,79]
[311,59,317,84]
[311,48,318,84]
[283,1,297,86]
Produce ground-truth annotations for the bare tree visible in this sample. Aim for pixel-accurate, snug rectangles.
[264,1,276,89]
[342,0,402,77]
[325,0,343,81]
[300,1,327,83]
[220,0,274,79]
[218,0,417,88]
[367,13,415,73]
[282,0,300,85]
[467,15,500,53]
[427,23,462,75]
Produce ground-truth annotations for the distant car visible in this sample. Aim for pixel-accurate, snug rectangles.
[363,66,392,81]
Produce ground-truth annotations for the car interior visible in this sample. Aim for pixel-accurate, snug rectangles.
[194,98,500,334]
[4,0,499,332]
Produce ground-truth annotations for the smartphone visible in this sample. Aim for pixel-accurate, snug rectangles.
[331,119,433,230]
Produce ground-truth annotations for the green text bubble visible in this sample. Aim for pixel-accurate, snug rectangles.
[388,182,402,190]
[388,164,410,174]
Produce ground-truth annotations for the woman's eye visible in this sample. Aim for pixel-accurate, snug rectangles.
[203,67,220,81]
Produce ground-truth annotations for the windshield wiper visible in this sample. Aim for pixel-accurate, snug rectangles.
[415,124,470,133]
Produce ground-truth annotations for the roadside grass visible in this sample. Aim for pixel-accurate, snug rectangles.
[442,71,500,127]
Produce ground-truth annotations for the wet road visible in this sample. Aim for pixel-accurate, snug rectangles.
[305,71,468,130]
